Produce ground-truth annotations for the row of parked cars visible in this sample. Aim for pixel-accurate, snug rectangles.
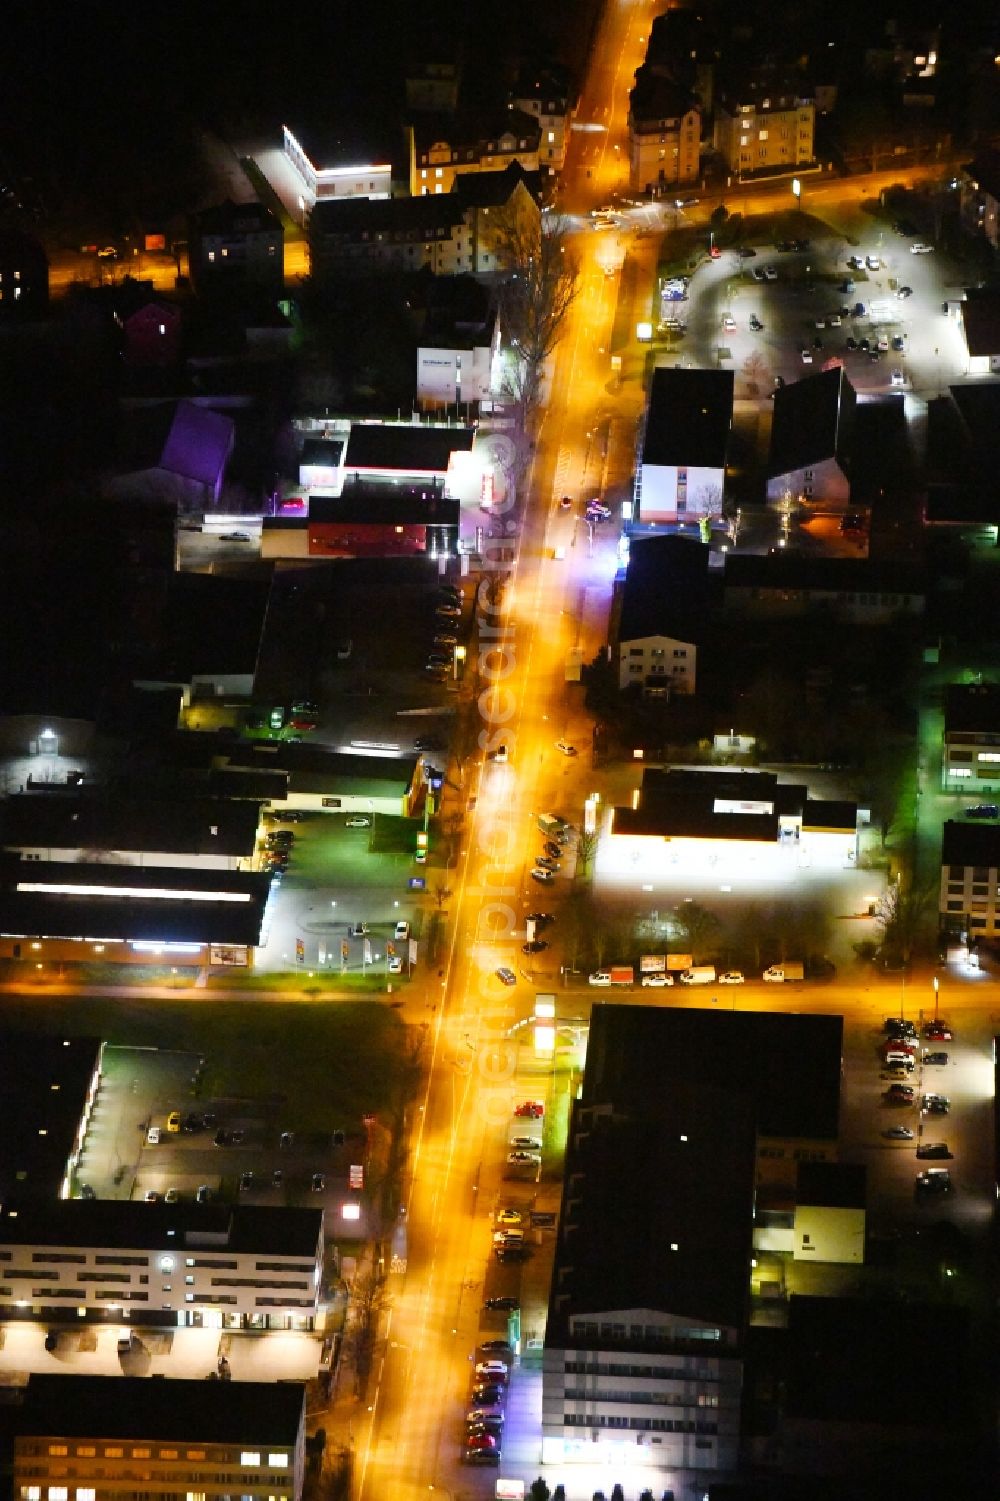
[879,1018,955,1192]
[425,584,464,680]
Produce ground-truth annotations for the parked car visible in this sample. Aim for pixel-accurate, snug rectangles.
[346,816,371,828]
[763,265,777,280]
[924,1023,952,1041]
[641,972,673,987]
[910,242,933,254]
[239,1171,254,1192]
[916,1143,952,1159]
[509,1136,541,1151]
[718,971,745,984]
[514,1101,544,1118]
[311,1173,326,1192]
[530,867,554,883]
[526,912,554,927]
[495,967,517,986]
[897,285,913,298]
[882,1126,914,1140]
[484,1295,519,1311]
[966,803,999,819]
[495,1208,525,1225]
[195,1184,212,1204]
[915,1168,951,1193]
[522,939,548,954]
[506,1150,540,1166]
[923,1051,949,1065]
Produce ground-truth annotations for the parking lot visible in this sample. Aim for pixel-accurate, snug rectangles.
[666,211,973,404]
[76,1044,369,1222]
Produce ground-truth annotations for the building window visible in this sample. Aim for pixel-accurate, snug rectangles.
[241,1454,261,1467]
[47,1449,68,1458]
[76,1491,96,1501]
[268,1456,289,1469]
[103,1450,122,1460]
[49,1490,68,1500]
[758,129,769,141]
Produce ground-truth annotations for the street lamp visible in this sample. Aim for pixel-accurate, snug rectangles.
[791,178,801,211]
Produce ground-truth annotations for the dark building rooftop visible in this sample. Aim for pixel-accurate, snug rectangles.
[630,68,699,125]
[617,535,710,644]
[941,819,1000,866]
[768,366,856,478]
[796,1160,866,1209]
[583,1003,843,1140]
[344,423,474,475]
[0,1200,323,1258]
[642,367,733,469]
[547,1081,755,1343]
[310,193,467,242]
[0,1036,102,1206]
[723,552,924,597]
[960,291,1000,357]
[309,486,459,528]
[0,793,262,858]
[193,200,282,237]
[12,1374,305,1445]
[0,859,271,948]
[944,682,1000,735]
[452,161,539,209]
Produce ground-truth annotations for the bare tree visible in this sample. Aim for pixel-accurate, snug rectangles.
[741,351,768,398]
[495,212,580,425]
[432,882,452,911]
[674,901,720,961]
[575,829,599,878]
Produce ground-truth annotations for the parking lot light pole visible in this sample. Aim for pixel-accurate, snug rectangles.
[933,974,939,1021]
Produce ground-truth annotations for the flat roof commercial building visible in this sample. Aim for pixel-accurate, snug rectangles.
[0,1036,103,1209]
[0,1201,324,1332]
[10,1374,307,1501]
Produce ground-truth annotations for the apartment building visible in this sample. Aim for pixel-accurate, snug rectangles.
[12,1375,306,1501]
[766,367,856,510]
[714,63,815,177]
[941,684,1000,790]
[0,1201,324,1331]
[614,536,709,697]
[939,821,1000,941]
[189,202,284,297]
[407,108,540,197]
[627,72,701,194]
[636,367,732,524]
[510,65,571,172]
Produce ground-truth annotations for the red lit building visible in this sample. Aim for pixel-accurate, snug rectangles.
[307,484,459,558]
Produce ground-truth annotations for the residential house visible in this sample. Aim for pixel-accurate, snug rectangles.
[308,194,471,279]
[766,366,856,509]
[510,64,571,173]
[452,163,540,274]
[959,291,1000,375]
[960,150,1000,251]
[0,226,48,316]
[407,108,540,197]
[120,294,182,367]
[416,276,499,408]
[722,554,924,624]
[405,59,461,114]
[635,367,733,524]
[941,683,1000,790]
[0,1199,323,1328]
[940,820,1000,941]
[714,62,815,178]
[189,201,284,297]
[281,124,393,214]
[11,1376,307,1501]
[627,71,701,193]
[614,535,709,696]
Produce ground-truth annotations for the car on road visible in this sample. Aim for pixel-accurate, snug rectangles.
[495,1208,524,1226]
[910,242,933,254]
[345,816,371,828]
[923,1051,949,1065]
[883,1126,914,1140]
[514,1102,544,1119]
[853,302,866,317]
[828,313,842,327]
[586,501,611,519]
[915,1168,951,1193]
[883,1062,915,1079]
[522,939,548,954]
[495,967,517,986]
[641,972,673,986]
[718,971,745,984]
[922,1094,950,1114]
[435,604,462,620]
[916,1143,952,1159]
[464,1435,499,1464]
[897,286,913,299]
[894,219,918,236]
[484,1295,519,1310]
[496,1244,529,1262]
[530,867,554,883]
[891,334,905,351]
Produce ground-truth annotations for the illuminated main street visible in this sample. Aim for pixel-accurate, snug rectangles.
[346,5,977,1497]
